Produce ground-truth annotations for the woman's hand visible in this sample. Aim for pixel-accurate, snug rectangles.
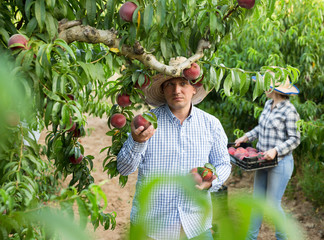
[234,135,248,147]
[263,148,277,160]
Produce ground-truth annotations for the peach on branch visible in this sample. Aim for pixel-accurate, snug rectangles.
[67,94,75,101]
[8,34,28,51]
[66,118,77,132]
[133,114,151,130]
[119,2,137,22]
[135,75,150,89]
[237,0,255,9]
[183,63,200,81]
[111,113,127,129]
[117,93,132,107]
[191,74,204,87]
[69,154,83,164]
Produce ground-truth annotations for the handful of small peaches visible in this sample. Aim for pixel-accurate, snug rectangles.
[190,163,218,186]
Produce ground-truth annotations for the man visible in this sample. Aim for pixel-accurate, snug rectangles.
[117,57,231,240]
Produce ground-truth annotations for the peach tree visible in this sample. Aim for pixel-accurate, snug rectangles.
[0,0,298,238]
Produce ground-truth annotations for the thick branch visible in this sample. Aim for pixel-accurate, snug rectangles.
[58,20,211,76]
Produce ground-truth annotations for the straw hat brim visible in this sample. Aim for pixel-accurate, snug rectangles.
[143,74,208,107]
[251,76,300,95]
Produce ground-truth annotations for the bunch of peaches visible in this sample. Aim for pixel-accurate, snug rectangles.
[228,146,264,161]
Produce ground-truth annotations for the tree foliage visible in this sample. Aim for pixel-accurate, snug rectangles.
[0,0,312,238]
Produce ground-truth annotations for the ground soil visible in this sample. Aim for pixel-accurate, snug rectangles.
[39,116,324,240]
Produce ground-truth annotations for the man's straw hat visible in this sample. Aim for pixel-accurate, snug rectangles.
[143,57,208,107]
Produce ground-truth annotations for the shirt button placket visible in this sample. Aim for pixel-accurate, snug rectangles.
[179,125,186,172]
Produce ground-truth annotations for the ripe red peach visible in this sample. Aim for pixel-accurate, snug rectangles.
[135,75,150,89]
[69,154,83,164]
[8,34,28,51]
[228,147,236,155]
[183,63,200,81]
[117,93,132,107]
[111,113,127,129]
[133,114,151,130]
[119,2,137,22]
[237,0,255,9]
[201,168,213,181]
[246,147,257,152]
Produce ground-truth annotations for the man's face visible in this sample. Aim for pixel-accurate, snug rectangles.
[162,78,197,111]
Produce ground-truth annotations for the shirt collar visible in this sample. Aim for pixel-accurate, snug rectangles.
[164,104,195,122]
[269,99,289,109]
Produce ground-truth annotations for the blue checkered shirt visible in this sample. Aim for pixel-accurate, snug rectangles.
[117,104,231,240]
[246,99,300,161]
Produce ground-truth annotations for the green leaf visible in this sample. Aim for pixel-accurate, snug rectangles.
[45,12,58,40]
[43,87,62,102]
[26,17,38,35]
[223,72,233,96]
[160,38,170,60]
[215,68,224,92]
[175,0,183,22]
[232,70,240,94]
[143,3,153,33]
[69,104,82,122]
[132,7,141,25]
[252,72,264,100]
[45,43,53,65]
[263,71,272,91]
[143,112,158,129]
[25,0,35,20]
[61,104,70,126]
[128,24,136,45]
[204,163,216,175]
[239,72,249,96]
[35,0,46,31]
[54,39,76,61]
[156,0,166,28]
[76,198,89,229]
[210,12,217,37]
[209,66,217,87]
[105,0,115,29]
[216,18,225,35]
[52,102,62,122]
[267,0,276,18]
[60,75,66,94]
[132,71,141,84]
[86,0,96,26]
[21,51,34,71]
[45,100,54,127]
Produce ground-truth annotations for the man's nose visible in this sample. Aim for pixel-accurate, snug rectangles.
[173,84,181,94]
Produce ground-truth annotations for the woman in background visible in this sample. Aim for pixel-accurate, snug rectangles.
[235,74,301,240]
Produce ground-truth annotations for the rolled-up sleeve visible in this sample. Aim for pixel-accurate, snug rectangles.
[208,119,231,193]
[117,134,148,176]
